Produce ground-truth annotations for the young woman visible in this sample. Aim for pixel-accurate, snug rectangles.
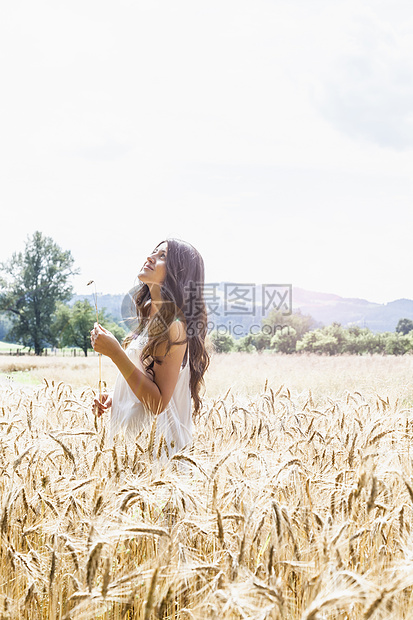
[90,238,209,456]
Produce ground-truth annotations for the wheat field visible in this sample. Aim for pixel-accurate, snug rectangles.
[1,353,413,618]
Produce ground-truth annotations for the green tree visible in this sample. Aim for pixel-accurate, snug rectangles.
[262,308,316,339]
[344,327,385,355]
[0,232,79,354]
[271,326,298,353]
[296,326,343,355]
[296,330,320,353]
[384,332,411,355]
[318,322,349,354]
[52,300,126,356]
[0,313,13,342]
[234,334,255,352]
[250,330,271,352]
[210,330,235,353]
[396,318,413,335]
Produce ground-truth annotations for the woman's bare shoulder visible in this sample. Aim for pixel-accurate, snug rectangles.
[169,318,187,344]
[151,319,187,359]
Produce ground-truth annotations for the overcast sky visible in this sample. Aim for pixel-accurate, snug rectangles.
[1,0,412,304]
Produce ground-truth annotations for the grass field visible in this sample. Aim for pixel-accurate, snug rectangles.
[0,352,413,618]
[0,341,27,352]
[0,341,88,355]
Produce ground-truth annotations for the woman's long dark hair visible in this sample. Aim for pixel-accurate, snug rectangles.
[123,238,210,415]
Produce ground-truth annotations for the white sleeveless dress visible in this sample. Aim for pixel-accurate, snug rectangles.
[109,327,192,456]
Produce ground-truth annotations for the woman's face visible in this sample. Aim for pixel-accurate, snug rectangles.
[138,241,168,286]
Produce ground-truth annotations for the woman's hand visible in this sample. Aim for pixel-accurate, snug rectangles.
[93,392,112,417]
[90,322,122,359]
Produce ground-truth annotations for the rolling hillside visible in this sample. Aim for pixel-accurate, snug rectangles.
[71,287,413,334]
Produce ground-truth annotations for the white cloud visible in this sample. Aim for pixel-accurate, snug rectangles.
[313,5,413,148]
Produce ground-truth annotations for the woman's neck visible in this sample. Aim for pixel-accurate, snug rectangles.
[147,284,163,317]
[149,301,162,317]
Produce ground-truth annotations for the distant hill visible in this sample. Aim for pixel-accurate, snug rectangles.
[292,288,413,332]
[70,294,125,321]
[71,287,413,334]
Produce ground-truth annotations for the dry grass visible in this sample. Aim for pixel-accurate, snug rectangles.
[0,354,117,392]
[0,354,413,618]
[2,352,413,403]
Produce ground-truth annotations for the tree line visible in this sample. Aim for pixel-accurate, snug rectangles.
[210,310,413,355]
[2,231,413,357]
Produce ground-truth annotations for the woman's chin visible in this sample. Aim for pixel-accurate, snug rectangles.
[137,274,156,286]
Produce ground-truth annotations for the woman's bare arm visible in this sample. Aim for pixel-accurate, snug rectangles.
[91,321,186,415]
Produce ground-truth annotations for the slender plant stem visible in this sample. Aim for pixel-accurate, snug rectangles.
[87,280,102,401]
